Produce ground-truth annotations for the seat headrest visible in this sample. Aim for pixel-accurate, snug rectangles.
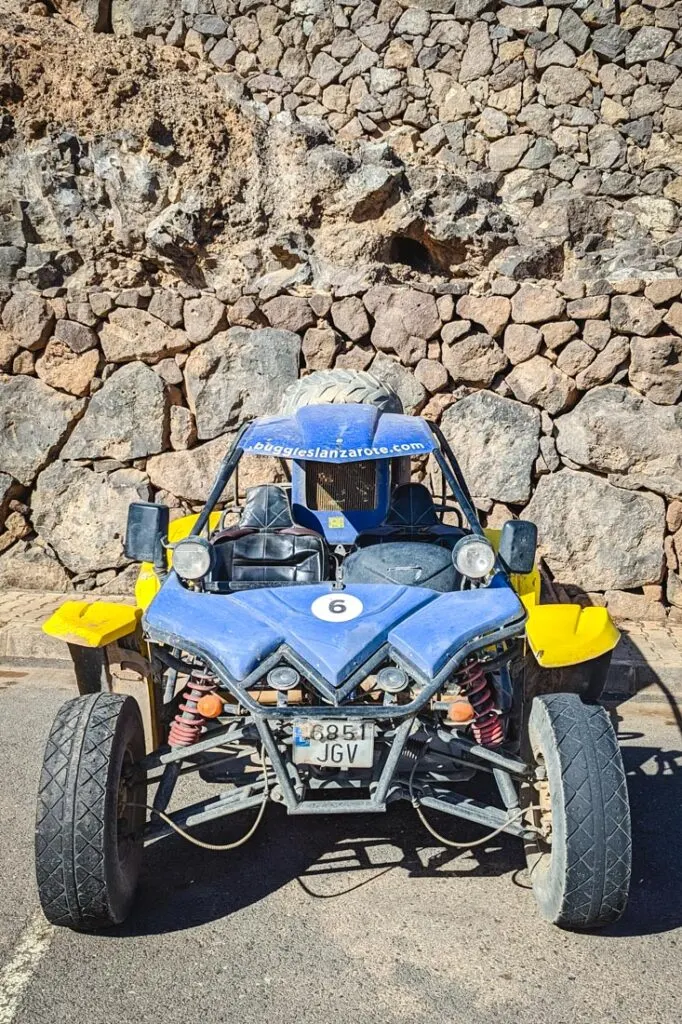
[387,483,439,528]
[238,485,293,531]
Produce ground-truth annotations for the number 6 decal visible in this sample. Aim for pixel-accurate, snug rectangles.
[311,593,364,622]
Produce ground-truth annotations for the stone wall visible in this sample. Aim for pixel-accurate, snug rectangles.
[57,0,682,285]
[2,275,682,620]
[1,0,681,620]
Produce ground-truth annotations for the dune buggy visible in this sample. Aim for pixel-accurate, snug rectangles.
[36,370,631,931]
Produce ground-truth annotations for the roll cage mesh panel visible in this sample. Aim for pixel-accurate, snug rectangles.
[305,461,378,512]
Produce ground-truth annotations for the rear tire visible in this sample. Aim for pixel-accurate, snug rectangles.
[279,369,403,414]
[524,693,631,929]
[35,693,146,930]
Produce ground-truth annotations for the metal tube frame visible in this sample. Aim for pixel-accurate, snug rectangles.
[190,422,250,538]
[185,417,490,544]
[138,710,531,841]
[139,414,533,843]
[145,616,527,721]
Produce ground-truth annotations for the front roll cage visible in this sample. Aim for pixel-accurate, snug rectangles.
[189,419,486,541]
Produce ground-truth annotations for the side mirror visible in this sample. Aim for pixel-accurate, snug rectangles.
[499,520,537,575]
[124,502,169,568]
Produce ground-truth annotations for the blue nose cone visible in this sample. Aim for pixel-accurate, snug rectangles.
[144,575,438,686]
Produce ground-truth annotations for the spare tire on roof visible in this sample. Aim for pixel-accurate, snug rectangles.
[279,369,403,415]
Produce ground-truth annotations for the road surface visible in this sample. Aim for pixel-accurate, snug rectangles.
[0,666,680,1024]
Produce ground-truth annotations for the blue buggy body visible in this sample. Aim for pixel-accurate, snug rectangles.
[144,404,525,711]
[146,574,522,694]
[242,404,436,543]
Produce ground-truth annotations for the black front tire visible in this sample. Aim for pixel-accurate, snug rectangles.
[35,693,146,930]
[525,693,631,929]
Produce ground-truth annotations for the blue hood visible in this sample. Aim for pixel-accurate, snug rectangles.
[240,404,435,462]
[144,574,523,687]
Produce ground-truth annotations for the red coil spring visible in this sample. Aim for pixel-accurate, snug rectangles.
[458,660,504,748]
[168,675,217,748]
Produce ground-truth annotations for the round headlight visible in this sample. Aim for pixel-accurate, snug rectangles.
[172,538,213,581]
[377,666,408,693]
[453,535,495,580]
[267,666,300,691]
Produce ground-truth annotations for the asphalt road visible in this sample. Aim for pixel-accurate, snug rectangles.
[0,667,680,1024]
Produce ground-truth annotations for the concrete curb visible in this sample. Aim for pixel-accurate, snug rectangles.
[1,590,681,706]
[604,623,682,705]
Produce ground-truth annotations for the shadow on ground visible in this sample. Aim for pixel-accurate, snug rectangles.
[607,733,682,939]
[116,780,525,938]
[112,718,682,940]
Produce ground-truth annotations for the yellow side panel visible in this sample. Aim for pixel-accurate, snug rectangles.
[43,601,141,648]
[525,604,620,669]
[135,566,161,612]
[134,511,222,611]
[484,527,502,550]
[483,527,541,610]
[511,566,541,611]
[167,512,222,545]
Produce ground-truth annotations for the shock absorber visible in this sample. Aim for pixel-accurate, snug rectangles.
[458,660,504,748]
[168,672,219,748]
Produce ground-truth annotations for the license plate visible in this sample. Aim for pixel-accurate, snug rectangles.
[292,720,374,769]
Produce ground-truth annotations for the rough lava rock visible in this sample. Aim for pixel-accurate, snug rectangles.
[32,462,150,574]
[62,361,168,461]
[507,355,577,415]
[526,469,665,591]
[555,386,682,499]
[0,472,13,526]
[35,340,100,397]
[0,376,85,486]
[183,295,227,343]
[146,435,233,503]
[1,292,54,350]
[441,333,508,387]
[365,286,441,362]
[147,436,282,502]
[184,327,301,440]
[2,2,682,609]
[455,295,511,338]
[511,285,565,325]
[440,391,540,504]
[370,353,427,414]
[629,336,682,405]
[0,541,73,591]
[610,295,664,337]
[100,308,190,363]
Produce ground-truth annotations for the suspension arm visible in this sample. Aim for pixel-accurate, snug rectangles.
[143,783,268,843]
[415,790,534,840]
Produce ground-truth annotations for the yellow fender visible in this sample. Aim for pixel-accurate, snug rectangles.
[43,601,141,648]
[525,604,620,669]
[484,527,619,667]
[135,511,222,610]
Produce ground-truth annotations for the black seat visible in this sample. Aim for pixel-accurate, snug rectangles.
[344,541,457,592]
[210,485,328,590]
[357,483,465,549]
[386,483,439,529]
[236,484,295,531]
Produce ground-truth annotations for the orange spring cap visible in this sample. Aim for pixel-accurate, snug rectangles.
[197,692,224,719]
[447,699,475,724]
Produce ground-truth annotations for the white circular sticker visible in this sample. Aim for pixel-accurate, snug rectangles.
[311,593,364,622]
